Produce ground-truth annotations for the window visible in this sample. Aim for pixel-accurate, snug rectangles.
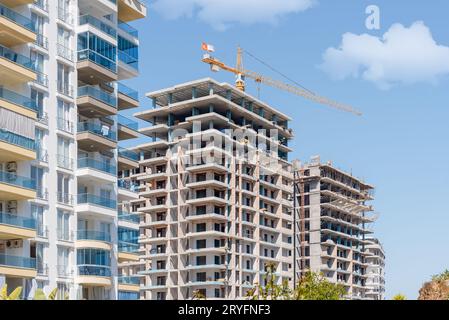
[32,205,45,237]
[196,206,206,215]
[196,256,206,266]
[57,210,70,240]
[31,89,45,118]
[31,166,44,198]
[196,272,206,282]
[196,223,206,232]
[196,239,206,249]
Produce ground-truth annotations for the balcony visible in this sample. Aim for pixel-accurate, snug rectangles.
[0,170,36,200]
[118,211,139,223]
[77,193,116,209]
[0,212,36,239]
[2,0,35,6]
[118,50,138,78]
[118,0,147,22]
[77,49,117,84]
[118,114,139,140]
[57,117,74,134]
[77,157,117,183]
[33,0,48,12]
[118,20,138,38]
[118,241,139,262]
[118,147,139,170]
[57,154,74,171]
[76,265,112,286]
[0,129,36,161]
[0,4,36,46]
[79,15,117,39]
[0,45,37,86]
[118,275,140,292]
[117,82,139,110]
[0,253,36,278]
[56,43,74,62]
[77,121,117,152]
[77,85,117,117]
[56,6,73,25]
[57,192,74,206]
[0,87,38,119]
[56,80,74,98]
[76,230,112,251]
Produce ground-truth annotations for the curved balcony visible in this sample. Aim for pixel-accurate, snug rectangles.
[0,129,36,162]
[76,265,112,286]
[0,253,36,278]
[77,157,116,183]
[77,85,117,117]
[0,4,36,46]
[0,212,36,239]
[76,230,112,250]
[0,45,37,87]
[118,147,139,170]
[77,121,117,152]
[0,170,36,200]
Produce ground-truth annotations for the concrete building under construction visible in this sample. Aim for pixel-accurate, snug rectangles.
[131,78,296,300]
[295,156,378,300]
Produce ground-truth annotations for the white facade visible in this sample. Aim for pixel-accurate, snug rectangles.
[132,78,295,300]
[0,0,145,300]
[365,238,385,300]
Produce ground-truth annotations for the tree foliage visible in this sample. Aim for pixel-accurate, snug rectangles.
[392,294,407,300]
[245,263,346,300]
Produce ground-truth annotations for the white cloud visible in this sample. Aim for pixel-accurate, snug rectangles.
[320,21,449,89]
[152,0,316,31]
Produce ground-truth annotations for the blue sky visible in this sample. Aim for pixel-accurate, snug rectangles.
[120,0,449,299]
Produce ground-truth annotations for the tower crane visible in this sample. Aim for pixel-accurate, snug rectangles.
[201,45,362,116]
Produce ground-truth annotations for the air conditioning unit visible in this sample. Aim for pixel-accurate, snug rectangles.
[7,200,17,213]
[6,240,13,248]
[13,239,23,248]
[6,162,17,172]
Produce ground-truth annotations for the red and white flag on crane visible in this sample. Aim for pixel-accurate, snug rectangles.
[201,42,215,52]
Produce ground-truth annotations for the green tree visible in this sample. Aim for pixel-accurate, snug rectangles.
[392,294,407,300]
[293,271,346,300]
[192,289,206,300]
[245,264,345,300]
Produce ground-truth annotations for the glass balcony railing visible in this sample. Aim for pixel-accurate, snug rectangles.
[0,87,37,112]
[0,170,36,190]
[0,4,35,32]
[0,44,37,71]
[57,43,74,62]
[77,193,117,209]
[0,212,36,229]
[118,114,138,130]
[118,82,138,101]
[118,211,139,223]
[118,147,139,161]
[79,15,117,38]
[57,154,74,170]
[57,192,74,206]
[77,121,117,141]
[34,0,48,12]
[118,276,140,285]
[35,34,48,50]
[0,254,36,269]
[57,7,73,25]
[118,50,138,70]
[0,128,36,151]
[36,187,48,200]
[77,49,117,73]
[78,85,117,107]
[57,117,74,134]
[78,265,111,277]
[77,230,111,242]
[118,241,139,253]
[118,20,138,38]
[35,71,48,87]
[118,179,138,192]
[78,157,116,175]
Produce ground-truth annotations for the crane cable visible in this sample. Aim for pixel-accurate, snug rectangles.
[242,48,317,96]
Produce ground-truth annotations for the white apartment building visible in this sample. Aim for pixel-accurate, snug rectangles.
[365,238,385,300]
[130,78,295,300]
[296,156,378,300]
[0,0,146,300]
